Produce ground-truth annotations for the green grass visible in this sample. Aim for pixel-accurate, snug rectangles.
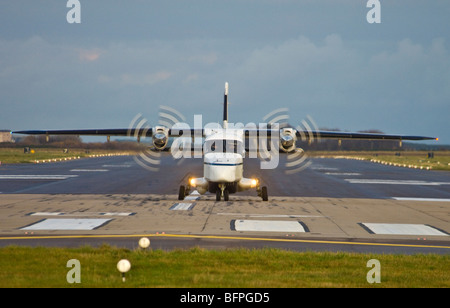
[2,149,449,170]
[368,154,450,171]
[313,151,450,171]
[0,148,132,164]
[0,245,448,288]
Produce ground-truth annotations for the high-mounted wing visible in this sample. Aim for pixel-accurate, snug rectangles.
[12,127,207,151]
[13,128,205,138]
[241,124,436,153]
[13,81,437,152]
[16,127,432,140]
[13,128,143,137]
[296,130,437,141]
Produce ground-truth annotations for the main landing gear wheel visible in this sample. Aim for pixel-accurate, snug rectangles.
[261,186,268,201]
[178,185,185,200]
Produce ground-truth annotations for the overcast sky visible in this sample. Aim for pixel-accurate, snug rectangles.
[1,0,449,144]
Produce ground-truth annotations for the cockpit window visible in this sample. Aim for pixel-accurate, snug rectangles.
[204,139,243,154]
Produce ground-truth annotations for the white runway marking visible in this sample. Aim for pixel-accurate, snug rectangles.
[29,212,135,217]
[30,212,64,216]
[100,212,136,216]
[360,223,448,236]
[0,175,78,180]
[170,191,200,210]
[21,218,112,230]
[218,213,323,218]
[346,179,450,186]
[70,169,109,172]
[232,220,308,233]
[170,203,196,210]
[184,190,201,201]
[325,172,361,176]
[311,166,339,171]
[392,197,450,202]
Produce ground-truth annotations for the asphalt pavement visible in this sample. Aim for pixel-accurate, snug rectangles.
[0,153,449,254]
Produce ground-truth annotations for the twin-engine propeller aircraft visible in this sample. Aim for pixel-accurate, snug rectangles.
[14,83,437,201]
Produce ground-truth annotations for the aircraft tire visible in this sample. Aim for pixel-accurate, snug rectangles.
[224,189,229,201]
[216,189,221,201]
[178,185,185,200]
[261,186,268,201]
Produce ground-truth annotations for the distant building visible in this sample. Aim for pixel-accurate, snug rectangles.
[0,130,13,143]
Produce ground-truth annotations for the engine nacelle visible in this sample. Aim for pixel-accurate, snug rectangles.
[279,128,297,153]
[152,126,169,150]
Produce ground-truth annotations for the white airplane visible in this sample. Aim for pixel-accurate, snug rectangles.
[182,82,268,201]
[13,83,437,201]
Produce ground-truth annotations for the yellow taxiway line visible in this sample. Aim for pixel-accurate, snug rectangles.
[0,233,449,250]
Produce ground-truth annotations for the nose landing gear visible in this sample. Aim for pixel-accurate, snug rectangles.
[181,182,268,202]
[216,184,229,201]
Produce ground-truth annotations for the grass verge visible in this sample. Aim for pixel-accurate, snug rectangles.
[313,151,450,171]
[0,245,448,288]
[0,148,133,164]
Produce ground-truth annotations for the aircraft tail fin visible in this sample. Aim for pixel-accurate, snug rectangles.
[223,82,228,128]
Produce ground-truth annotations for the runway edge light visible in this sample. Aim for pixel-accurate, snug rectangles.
[139,237,150,249]
[117,259,131,282]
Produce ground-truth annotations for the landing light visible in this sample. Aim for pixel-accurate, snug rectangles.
[189,178,196,187]
[251,179,258,188]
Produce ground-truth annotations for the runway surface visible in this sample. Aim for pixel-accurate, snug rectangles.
[0,153,449,254]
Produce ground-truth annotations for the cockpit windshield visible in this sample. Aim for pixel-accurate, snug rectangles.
[204,139,243,154]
